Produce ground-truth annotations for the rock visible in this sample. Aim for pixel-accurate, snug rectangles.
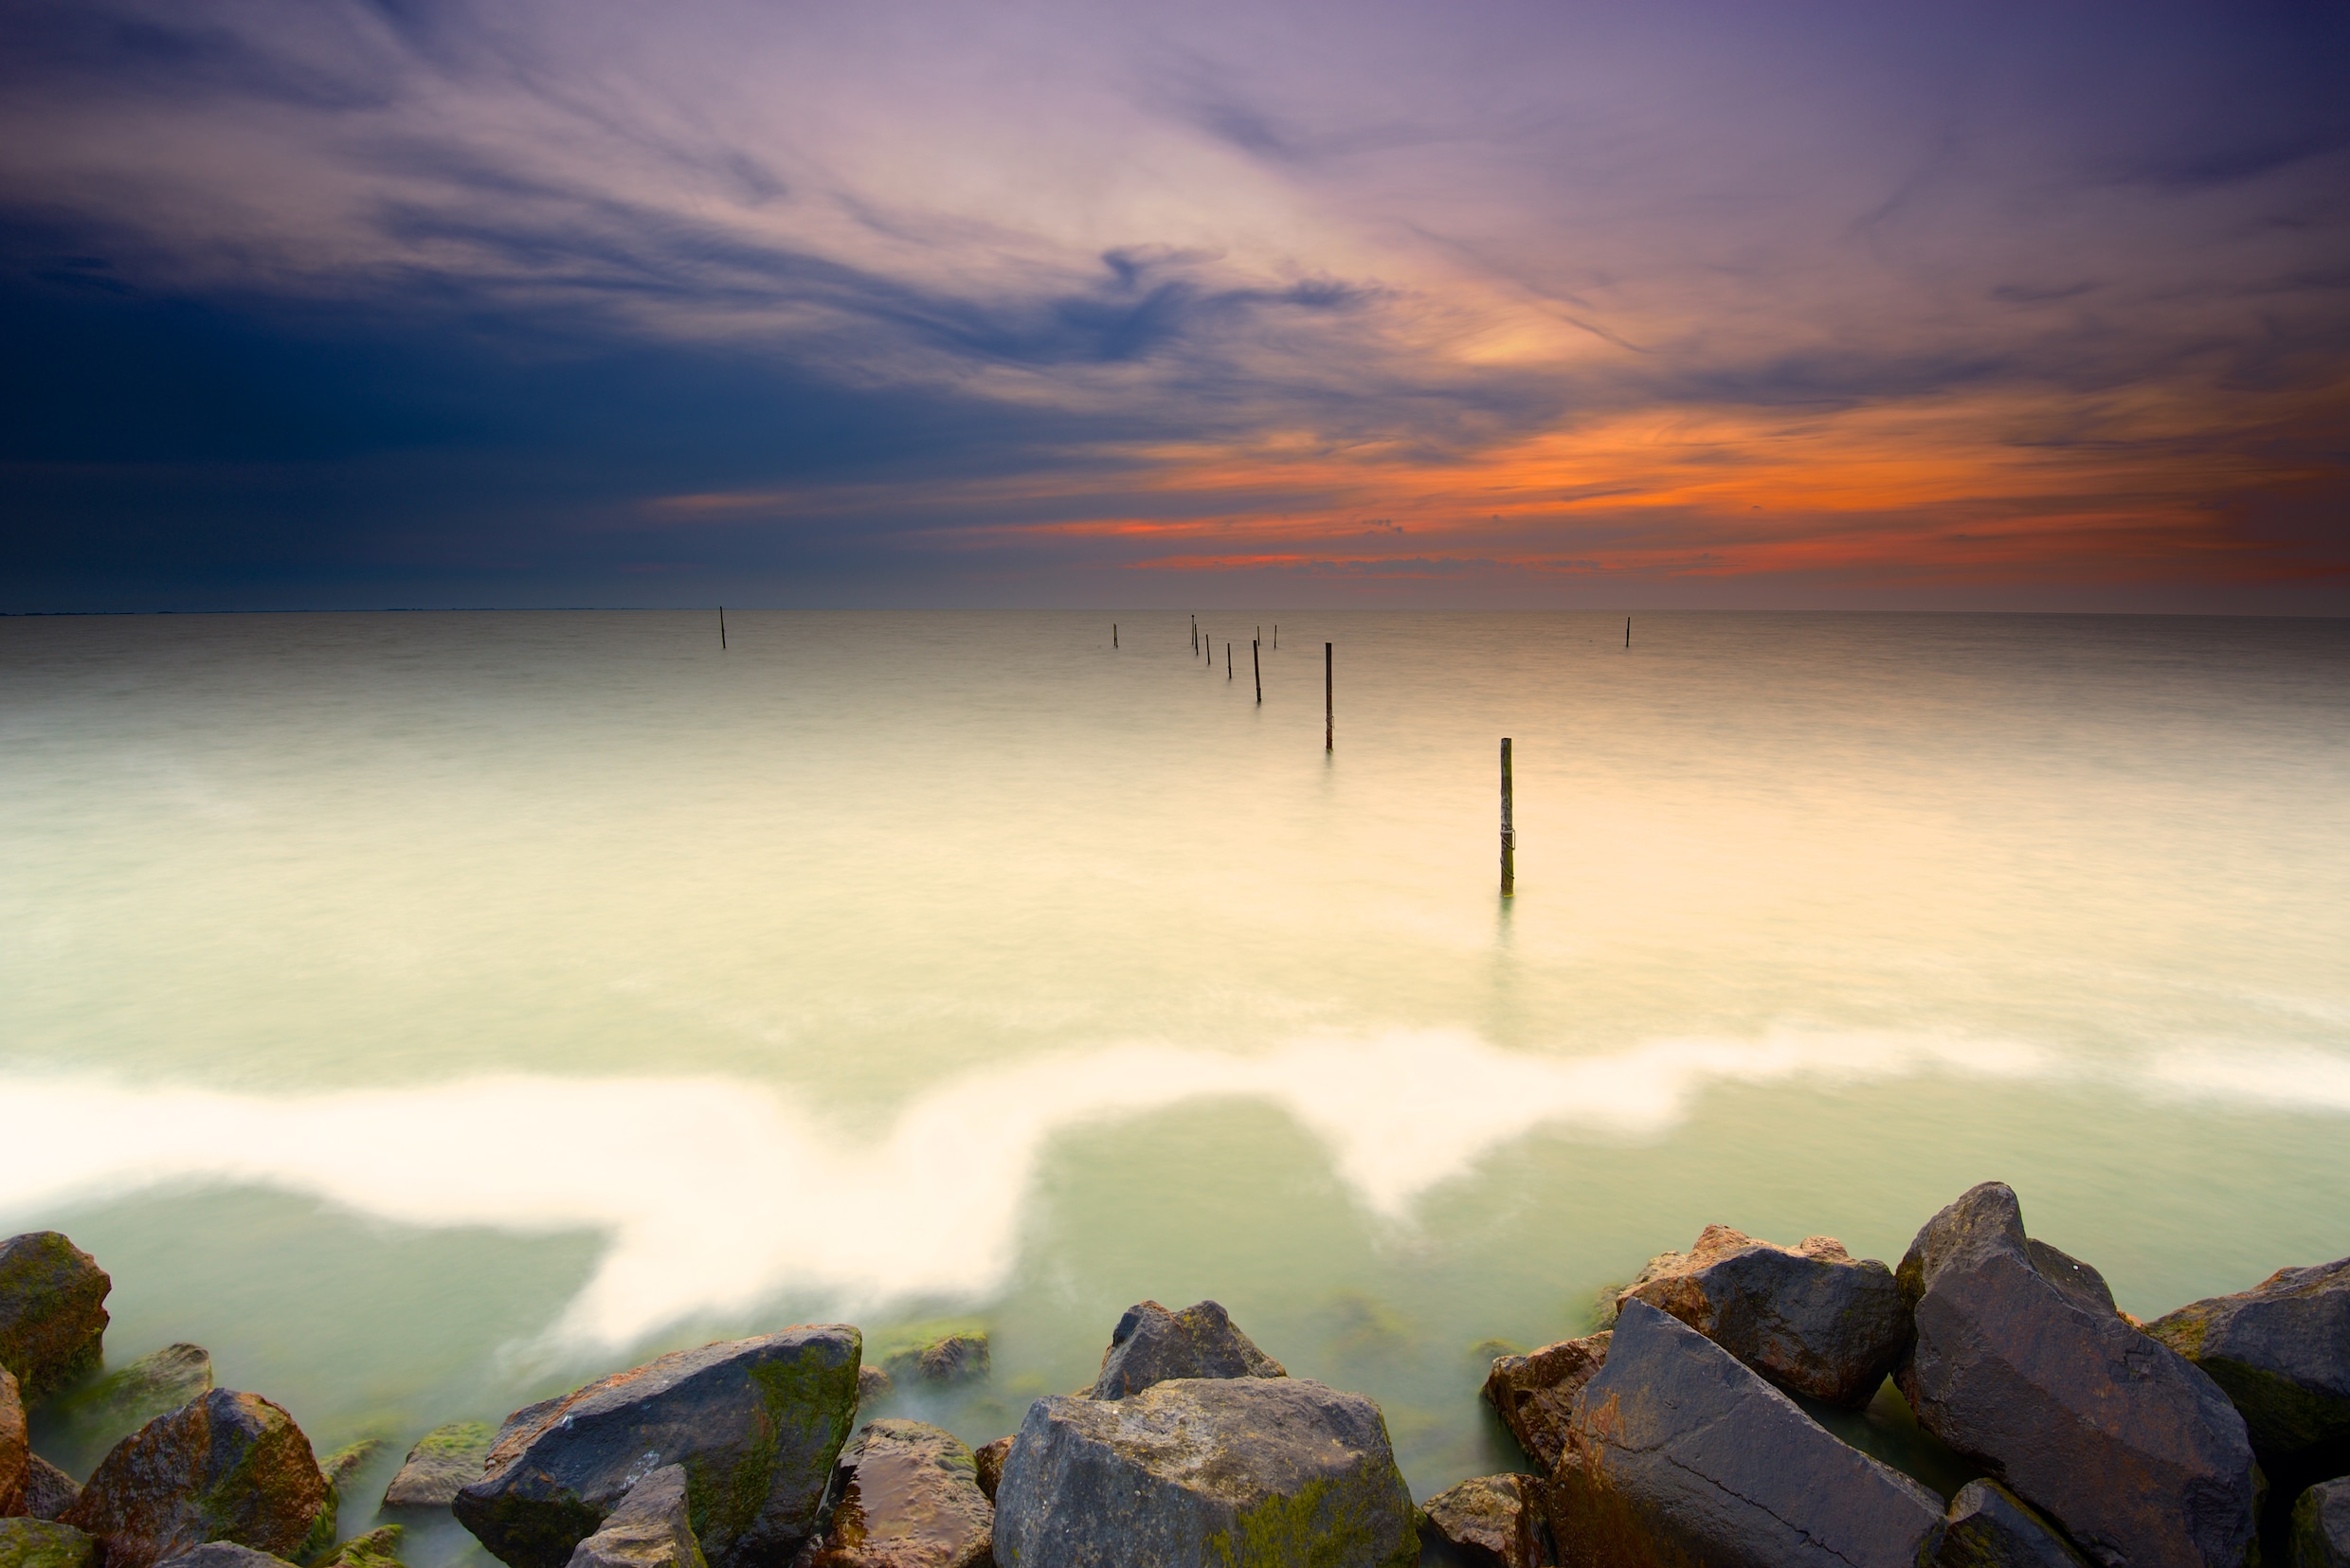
[855,1368,893,1405]
[970,1439,1009,1505]
[1087,1301,1286,1400]
[1615,1223,1911,1406]
[25,1457,79,1522]
[1419,1473,1549,1567]
[1480,1334,1609,1473]
[51,1346,213,1448]
[1938,1481,2092,1568]
[2145,1256,2350,1471]
[3,1367,26,1518]
[2291,1478,2349,1568]
[992,1376,1417,1567]
[382,1422,494,1508]
[1546,1300,1945,1568]
[319,1528,404,1568]
[881,1337,987,1390]
[153,1548,297,1568]
[317,1440,383,1498]
[0,1520,99,1568]
[61,1388,334,1568]
[1897,1182,2259,1568]
[452,1326,860,1568]
[800,1421,991,1568]
[565,1468,704,1568]
[0,1236,109,1406]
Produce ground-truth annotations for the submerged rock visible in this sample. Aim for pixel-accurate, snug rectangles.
[1897,1182,2258,1568]
[1087,1301,1286,1400]
[317,1440,384,1498]
[1617,1224,1910,1406]
[319,1528,404,1568]
[0,1520,99,1568]
[855,1368,894,1406]
[1419,1473,1550,1567]
[0,1236,109,1406]
[153,1548,297,1568]
[63,1389,334,1568]
[2145,1256,2350,1471]
[1938,1481,2092,1568]
[994,1376,1416,1567]
[383,1422,494,1508]
[2292,1478,2350,1568]
[452,1327,860,1568]
[25,1456,80,1522]
[564,1468,704,1568]
[52,1346,213,1450]
[1547,1300,1945,1568]
[1481,1335,1609,1474]
[4,1367,26,1519]
[801,1420,992,1568]
[969,1439,1010,1505]
[882,1336,987,1390]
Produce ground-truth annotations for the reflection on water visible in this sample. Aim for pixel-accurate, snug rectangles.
[2,610,2346,1536]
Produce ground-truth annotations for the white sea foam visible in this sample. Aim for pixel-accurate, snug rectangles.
[0,1026,2102,1348]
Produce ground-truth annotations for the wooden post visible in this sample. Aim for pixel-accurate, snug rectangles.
[1253,639,1261,703]
[1113,623,1118,648]
[1192,615,1199,655]
[1227,641,1233,679]
[1625,616,1631,649]
[719,606,727,650]
[1500,737,1515,896]
[1325,642,1333,750]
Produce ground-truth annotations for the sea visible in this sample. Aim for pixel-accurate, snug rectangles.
[3,609,2346,1550]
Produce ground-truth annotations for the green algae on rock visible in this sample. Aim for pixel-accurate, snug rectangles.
[50,1345,214,1461]
[0,1236,109,1407]
[0,1519,99,1568]
[1939,1480,2093,1568]
[318,1524,404,1568]
[316,1440,383,1500]
[61,1388,334,1568]
[382,1423,494,1509]
[3,1366,27,1519]
[2145,1256,2350,1472]
[452,1327,860,1568]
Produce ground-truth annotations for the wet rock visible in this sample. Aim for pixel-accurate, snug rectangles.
[1480,1334,1609,1473]
[2291,1478,2349,1568]
[383,1422,494,1508]
[1616,1223,1911,1406]
[881,1338,987,1391]
[25,1457,79,1522]
[855,1368,893,1406]
[153,1547,297,1568]
[1087,1301,1286,1400]
[319,1527,404,1568]
[63,1389,334,1568]
[1419,1473,1549,1567]
[52,1346,213,1451]
[565,1468,704,1568]
[2145,1256,2350,1470]
[1898,1181,2258,1568]
[0,1236,109,1406]
[0,1520,99,1568]
[993,1376,1416,1567]
[317,1440,383,1498]
[1938,1481,2092,1568]
[801,1421,991,1568]
[4,1367,26,1518]
[452,1326,860,1568]
[1546,1300,1944,1568]
[969,1439,1009,1505]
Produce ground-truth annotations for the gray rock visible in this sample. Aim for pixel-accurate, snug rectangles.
[318,1526,404,1568]
[1546,1300,1945,1568]
[3,1366,25,1519]
[970,1438,1010,1505]
[452,1327,860,1568]
[63,1388,335,1568]
[0,1519,99,1568]
[1616,1223,1910,1406]
[993,1376,1417,1567]
[855,1367,894,1405]
[153,1547,297,1568]
[383,1422,495,1508]
[50,1345,213,1450]
[2292,1478,2350,1568]
[1938,1481,2092,1568]
[0,1236,109,1406]
[800,1421,991,1568]
[565,1468,705,1568]
[2145,1256,2350,1469]
[26,1455,81,1521]
[1419,1473,1549,1567]
[882,1337,987,1391]
[1087,1301,1285,1400]
[1897,1182,2259,1568]
[1480,1335,1608,1474]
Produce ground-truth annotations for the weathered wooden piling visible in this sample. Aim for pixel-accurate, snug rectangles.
[1500,737,1515,896]
[1253,639,1261,703]
[1113,623,1118,648]
[1227,641,1233,679]
[1325,642,1333,750]
[1625,616,1631,648]
[719,606,727,650]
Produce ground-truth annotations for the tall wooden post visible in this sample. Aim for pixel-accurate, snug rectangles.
[1325,642,1333,751]
[719,606,727,650]
[1253,639,1261,703]
[1113,623,1118,648]
[1500,738,1515,896]
[1625,617,1631,648]
[1227,641,1233,679]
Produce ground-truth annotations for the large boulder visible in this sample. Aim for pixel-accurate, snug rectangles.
[1087,1301,1285,1400]
[2144,1256,2350,1472]
[25,1457,79,1523]
[3,1367,26,1518]
[1418,1473,1550,1567]
[0,1237,109,1405]
[2292,1478,2349,1568]
[801,1420,992,1568]
[51,1346,214,1460]
[452,1327,859,1568]
[993,1376,1417,1567]
[1897,1182,2259,1568]
[63,1389,334,1568]
[1546,1300,1945,1568]
[1616,1224,1910,1406]
[1481,1335,1609,1473]
[0,1520,99,1568]
[1939,1481,2093,1568]
[383,1422,494,1507]
[564,1468,704,1568]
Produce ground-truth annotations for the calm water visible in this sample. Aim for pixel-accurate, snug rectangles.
[3,610,2347,1544]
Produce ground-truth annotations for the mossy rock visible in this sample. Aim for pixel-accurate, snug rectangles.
[60,1388,334,1568]
[383,1422,494,1508]
[5,1365,27,1518]
[2144,1256,2350,1467]
[0,1235,110,1406]
[316,1439,384,1497]
[0,1520,99,1568]
[49,1345,214,1460]
[871,1321,990,1389]
[318,1525,404,1568]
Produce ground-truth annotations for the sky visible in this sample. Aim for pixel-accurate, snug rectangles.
[3,0,2347,612]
